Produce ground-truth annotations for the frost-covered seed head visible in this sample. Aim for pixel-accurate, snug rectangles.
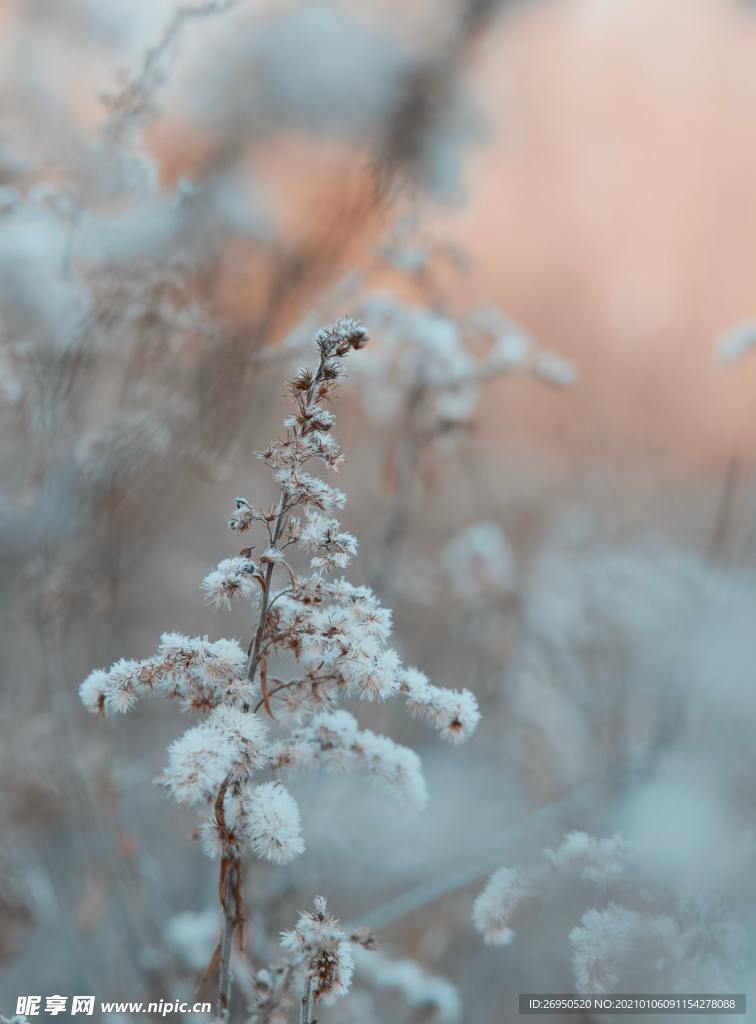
[316,317,369,357]
[201,556,258,609]
[79,669,109,714]
[229,497,255,532]
[280,896,355,1005]
[241,782,305,863]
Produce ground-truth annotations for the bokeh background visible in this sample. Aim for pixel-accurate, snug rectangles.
[2,0,756,1020]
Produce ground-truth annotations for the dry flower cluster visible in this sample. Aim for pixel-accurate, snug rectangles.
[79,317,479,1019]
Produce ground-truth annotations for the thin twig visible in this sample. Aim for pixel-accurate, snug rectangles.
[253,679,299,714]
[300,976,313,1024]
[215,775,242,1019]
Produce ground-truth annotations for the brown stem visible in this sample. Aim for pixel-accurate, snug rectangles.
[214,351,328,1017]
[300,975,313,1024]
[215,502,286,1016]
[216,854,240,1019]
[215,775,244,1019]
[246,496,288,689]
[253,678,296,714]
[246,349,327,690]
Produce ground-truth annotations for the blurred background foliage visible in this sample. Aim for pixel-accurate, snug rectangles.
[2,1,756,1021]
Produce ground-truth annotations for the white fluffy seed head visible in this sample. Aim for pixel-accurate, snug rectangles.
[79,669,109,714]
[241,782,305,864]
[402,669,480,744]
[103,659,146,714]
[162,721,237,805]
[280,895,355,1005]
[201,556,258,609]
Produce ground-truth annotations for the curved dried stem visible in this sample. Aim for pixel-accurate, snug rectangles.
[214,774,245,1019]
